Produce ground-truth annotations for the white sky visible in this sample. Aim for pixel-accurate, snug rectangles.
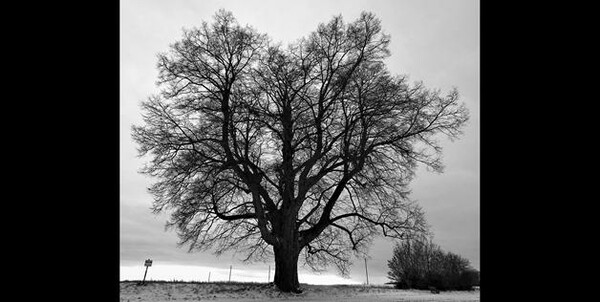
[120,0,479,285]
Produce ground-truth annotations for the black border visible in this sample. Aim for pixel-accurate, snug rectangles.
[479,1,562,300]
[20,1,121,300]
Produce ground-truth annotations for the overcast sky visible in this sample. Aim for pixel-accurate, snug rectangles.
[120,0,479,285]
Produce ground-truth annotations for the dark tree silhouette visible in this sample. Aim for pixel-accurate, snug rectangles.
[387,238,479,290]
[132,10,469,292]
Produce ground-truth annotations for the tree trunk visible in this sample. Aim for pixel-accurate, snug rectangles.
[273,245,301,293]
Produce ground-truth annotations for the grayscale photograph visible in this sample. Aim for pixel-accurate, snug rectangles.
[120,0,480,301]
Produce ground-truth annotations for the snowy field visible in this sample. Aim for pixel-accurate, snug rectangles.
[120,281,480,302]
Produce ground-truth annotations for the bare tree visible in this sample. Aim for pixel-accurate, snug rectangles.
[387,237,478,290]
[132,10,469,292]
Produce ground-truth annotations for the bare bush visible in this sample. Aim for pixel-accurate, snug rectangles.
[387,238,479,291]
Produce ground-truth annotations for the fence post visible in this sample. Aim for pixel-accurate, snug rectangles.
[365,258,369,285]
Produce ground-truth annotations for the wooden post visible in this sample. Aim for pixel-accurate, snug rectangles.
[142,266,149,285]
[268,265,270,283]
[208,271,211,282]
[364,258,369,285]
[229,265,232,282]
[142,259,152,285]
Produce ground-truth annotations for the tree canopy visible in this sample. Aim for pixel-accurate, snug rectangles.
[132,10,469,292]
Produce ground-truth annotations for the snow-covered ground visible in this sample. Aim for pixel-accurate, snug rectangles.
[120,281,480,302]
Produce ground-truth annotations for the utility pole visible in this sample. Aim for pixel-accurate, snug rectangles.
[228,265,232,282]
[208,271,211,282]
[364,258,369,285]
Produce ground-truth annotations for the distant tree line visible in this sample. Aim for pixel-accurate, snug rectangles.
[387,238,479,291]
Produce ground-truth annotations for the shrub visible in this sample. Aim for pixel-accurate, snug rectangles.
[387,238,479,291]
